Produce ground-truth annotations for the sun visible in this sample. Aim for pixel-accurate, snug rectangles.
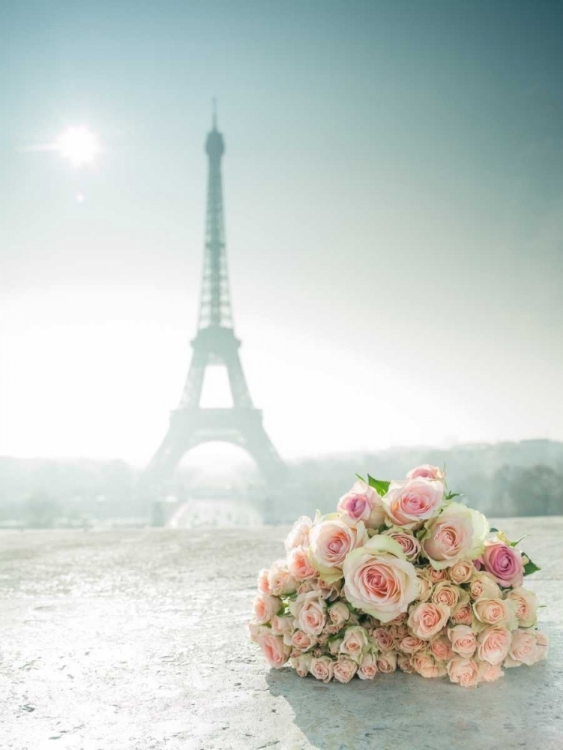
[57,126,101,166]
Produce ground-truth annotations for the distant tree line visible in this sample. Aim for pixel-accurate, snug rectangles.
[286,440,563,522]
[1,440,562,527]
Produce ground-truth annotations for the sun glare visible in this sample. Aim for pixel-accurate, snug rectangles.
[57,126,101,166]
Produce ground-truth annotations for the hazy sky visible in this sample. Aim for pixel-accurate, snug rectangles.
[1,0,562,464]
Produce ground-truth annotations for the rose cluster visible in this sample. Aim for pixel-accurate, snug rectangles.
[249,465,548,687]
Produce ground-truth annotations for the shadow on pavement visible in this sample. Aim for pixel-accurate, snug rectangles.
[266,657,559,750]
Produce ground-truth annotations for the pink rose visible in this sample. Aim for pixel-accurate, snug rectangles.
[291,591,327,636]
[383,478,444,529]
[297,579,316,595]
[257,568,271,595]
[447,625,477,658]
[383,529,421,562]
[473,598,516,627]
[429,636,454,662]
[328,601,350,628]
[257,633,290,669]
[310,516,368,583]
[477,625,512,665]
[270,614,293,638]
[482,541,524,588]
[376,651,398,673]
[407,602,450,640]
[343,536,418,622]
[427,568,449,583]
[389,623,409,645]
[422,503,488,570]
[268,561,297,596]
[400,636,425,655]
[248,621,268,644]
[397,654,416,673]
[407,464,445,482]
[507,587,538,628]
[450,604,473,626]
[284,515,313,552]
[469,572,502,601]
[478,661,504,683]
[431,582,461,609]
[372,627,394,652]
[449,560,474,585]
[291,630,316,652]
[358,652,378,679]
[447,657,480,687]
[253,594,281,624]
[410,651,446,679]
[288,546,317,581]
[388,612,408,625]
[504,629,549,667]
[416,571,433,602]
[333,657,358,683]
[340,626,369,661]
[290,652,312,677]
[337,481,386,529]
[310,655,334,682]
[317,578,343,601]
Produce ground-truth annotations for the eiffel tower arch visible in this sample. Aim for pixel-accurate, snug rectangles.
[145,109,285,501]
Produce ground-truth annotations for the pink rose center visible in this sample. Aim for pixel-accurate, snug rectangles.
[313,663,329,678]
[415,469,432,478]
[513,634,534,659]
[346,495,368,518]
[437,591,455,606]
[361,563,398,601]
[492,551,515,575]
[391,534,417,556]
[403,493,430,513]
[328,538,344,554]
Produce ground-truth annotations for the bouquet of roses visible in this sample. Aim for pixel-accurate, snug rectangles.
[249,465,548,687]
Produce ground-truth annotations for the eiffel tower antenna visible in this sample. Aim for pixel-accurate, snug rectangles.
[196,99,232,331]
[146,112,285,499]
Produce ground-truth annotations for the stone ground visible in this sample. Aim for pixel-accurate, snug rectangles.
[0,518,562,750]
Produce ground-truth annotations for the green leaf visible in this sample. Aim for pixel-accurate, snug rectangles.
[445,492,460,501]
[356,473,366,483]
[523,558,541,576]
[510,535,528,547]
[489,527,499,533]
[367,475,390,496]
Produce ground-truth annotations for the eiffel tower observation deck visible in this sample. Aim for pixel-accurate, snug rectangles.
[146,108,285,498]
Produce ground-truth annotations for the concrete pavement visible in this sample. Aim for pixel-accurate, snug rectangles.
[1,518,562,750]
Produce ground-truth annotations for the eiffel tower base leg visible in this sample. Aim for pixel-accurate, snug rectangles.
[143,407,285,523]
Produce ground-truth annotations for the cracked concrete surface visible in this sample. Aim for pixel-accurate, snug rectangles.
[1,518,562,750]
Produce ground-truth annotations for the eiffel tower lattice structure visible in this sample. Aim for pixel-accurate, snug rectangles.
[146,112,285,496]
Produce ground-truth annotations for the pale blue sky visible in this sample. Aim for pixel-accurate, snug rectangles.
[0,1,562,462]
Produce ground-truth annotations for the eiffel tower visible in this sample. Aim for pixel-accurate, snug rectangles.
[146,110,284,497]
